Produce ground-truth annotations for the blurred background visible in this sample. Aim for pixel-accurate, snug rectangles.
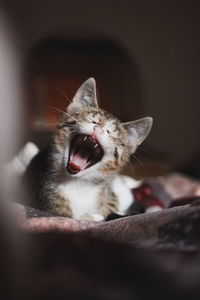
[0,2,200,299]
[1,0,200,178]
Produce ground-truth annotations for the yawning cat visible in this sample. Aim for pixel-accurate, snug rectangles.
[25,78,153,221]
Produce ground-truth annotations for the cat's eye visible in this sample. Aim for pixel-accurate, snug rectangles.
[65,121,76,126]
[92,120,101,126]
[107,129,110,134]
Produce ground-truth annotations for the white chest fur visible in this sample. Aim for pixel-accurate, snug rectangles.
[57,181,101,219]
[56,174,139,220]
[111,175,140,215]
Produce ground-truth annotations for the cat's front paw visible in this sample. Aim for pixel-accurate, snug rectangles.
[80,213,104,222]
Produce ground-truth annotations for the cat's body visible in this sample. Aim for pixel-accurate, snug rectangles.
[26,147,136,221]
[25,78,153,221]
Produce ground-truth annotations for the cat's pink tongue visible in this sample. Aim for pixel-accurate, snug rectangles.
[69,153,88,172]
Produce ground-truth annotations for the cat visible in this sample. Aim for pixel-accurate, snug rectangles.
[25,78,153,221]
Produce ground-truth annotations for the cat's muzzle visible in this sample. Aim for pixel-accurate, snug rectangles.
[67,134,104,174]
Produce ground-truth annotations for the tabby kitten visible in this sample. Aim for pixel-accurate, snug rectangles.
[25,78,153,221]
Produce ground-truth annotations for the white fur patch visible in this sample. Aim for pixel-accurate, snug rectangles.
[145,206,163,213]
[57,181,101,220]
[5,142,39,175]
[112,175,135,215]
[121,175,142,189]
[57,174,139,219]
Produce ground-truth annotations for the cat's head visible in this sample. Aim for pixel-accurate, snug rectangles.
[54,78,153,181]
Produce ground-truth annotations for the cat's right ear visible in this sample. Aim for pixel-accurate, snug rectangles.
[122,117,153,153]
[67,78,98,113]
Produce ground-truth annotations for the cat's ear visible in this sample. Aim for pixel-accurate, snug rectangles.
[67,78,98,113]
[122,117,153,152]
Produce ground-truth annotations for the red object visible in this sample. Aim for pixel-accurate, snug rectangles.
[132,184,164,209]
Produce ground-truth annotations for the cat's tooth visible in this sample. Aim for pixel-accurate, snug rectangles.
[84,137,87,142]
[94,144,98,148]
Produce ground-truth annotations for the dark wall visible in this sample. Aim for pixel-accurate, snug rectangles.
[2,0,200,164]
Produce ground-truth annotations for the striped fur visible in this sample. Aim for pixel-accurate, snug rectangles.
[25,78,152,221]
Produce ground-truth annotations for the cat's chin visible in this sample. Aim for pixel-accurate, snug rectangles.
[67,134,104,175]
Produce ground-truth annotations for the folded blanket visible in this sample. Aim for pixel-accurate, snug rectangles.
[5,172,200,300]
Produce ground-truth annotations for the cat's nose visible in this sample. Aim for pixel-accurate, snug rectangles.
[94,125,104,135]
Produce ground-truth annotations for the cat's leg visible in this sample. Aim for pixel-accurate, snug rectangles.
[48,193,73,218]
[4,142,39,197]
[80,213,104,222]
[80,190,118,222]
[5,142,39,176]
[121,175,142,189]
[88,187,119,221]
[111,175,139,215]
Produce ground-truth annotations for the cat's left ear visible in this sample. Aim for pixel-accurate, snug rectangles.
[67,78,98,113]
[122,117,153,152]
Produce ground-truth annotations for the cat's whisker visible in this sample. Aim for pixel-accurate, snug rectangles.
[124,160,136,177]
[48,105,67,115]
[137,146,156,160]
[127,160,135,171]
[132,153,144,169]
[85,116,92,122]
[56,88,72,104]
[62,112,79,124]
[48,105,81,125]
[135,151,144,163]
[37,122,58,128]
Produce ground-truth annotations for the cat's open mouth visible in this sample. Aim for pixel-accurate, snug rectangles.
[67,134,104,174]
